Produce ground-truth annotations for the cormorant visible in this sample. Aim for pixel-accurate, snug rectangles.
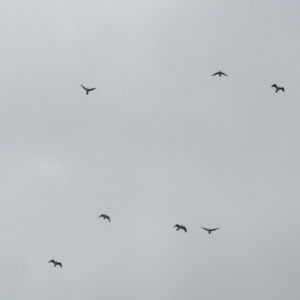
[81,85,96,95]
[201,227,219,234]
[212,71,228,77]
[98,214,110,222]
[49,260,62,268]
[173,224,187,232]
[271,84,284,93]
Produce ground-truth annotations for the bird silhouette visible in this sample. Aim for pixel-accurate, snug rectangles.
[98,214,110,222]
[201,227,219,234]
[49,260,62,268]
[271,84,284,93]
[173,224,187,232]
[212,70,228,77]
[81,85,96,95]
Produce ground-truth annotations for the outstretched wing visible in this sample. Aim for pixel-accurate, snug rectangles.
[98,214,104,218]
[279,87,285,92]
[81,85,88,91]
[211,72,219,76]
[220,72,228,76]
[183,227,187,232]
[49,260,55,264]
[210,228,219,232]
[271,84,278,89]
[57,262,62,268]
[201,227,209,231]
[107,216,111,222]
[173,224,179,228]
[87,88,96,92]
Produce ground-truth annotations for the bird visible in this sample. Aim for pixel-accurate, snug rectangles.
[49,260,62,268]
[81,85,96,95]
[212,70,228,77]
[201,227,219,234]
[173,224,187,232]
[271,84,284,93]
[98,214,110,222]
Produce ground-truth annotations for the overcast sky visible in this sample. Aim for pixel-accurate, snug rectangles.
[1,1,300,299]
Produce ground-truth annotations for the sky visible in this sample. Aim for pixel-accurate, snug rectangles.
[1,1,300,299]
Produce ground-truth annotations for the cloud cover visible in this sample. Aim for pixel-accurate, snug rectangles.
[1,1,300,299]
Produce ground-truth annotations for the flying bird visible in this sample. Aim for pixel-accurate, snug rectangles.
[201,227,219,234]
[98,214,110,222]
[173,224,187,232]
[271,84,284,93]
[212,70,228,77]
[81,85,96,95]
[49,260,62,268]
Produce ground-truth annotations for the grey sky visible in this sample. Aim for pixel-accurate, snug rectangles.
[1,1,300,299]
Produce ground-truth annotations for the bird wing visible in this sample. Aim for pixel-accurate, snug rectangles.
[220,72,228,76]
[87,88,96,92]
[183,227,187,232]
[81,85,88,91]
[57,262,62,268]
[271,84,278,88]
[173,224,179,228]
[201,227,209,231]
[107,216,111,222]
[211,72,219,76]
[280,87,285,91]
[210,228,219,231]
[49,260,55,264]
[98,214,104,218]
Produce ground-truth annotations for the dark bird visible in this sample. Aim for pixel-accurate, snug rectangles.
[98,214,110,222]
[173,224,187,232]
[201,227,219,234]
[212,70,228,77]
[81,85,96,95]
[49,260,62,268]
[271,84,284,93]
